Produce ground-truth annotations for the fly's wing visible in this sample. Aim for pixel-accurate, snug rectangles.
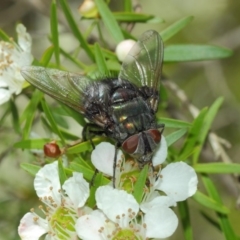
[21,66,91,114]
[118,30,164,111]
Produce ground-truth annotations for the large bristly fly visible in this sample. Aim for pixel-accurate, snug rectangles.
[21,30,164,174]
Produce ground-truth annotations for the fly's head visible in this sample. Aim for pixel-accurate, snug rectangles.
[121,129,162,166]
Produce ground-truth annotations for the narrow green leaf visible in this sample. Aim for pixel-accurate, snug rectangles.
[50,0,60,66]
[94,0,124,43]
[41,99,65,144]
[66,137,106,154]
[179,107,208,160]
[59,0,95,61]
[58,159,67,185]
[164,45,233,62]
[40,46,55,66]
[94,43,109,75]
[20,163,41,176]
[160,118,192,128]
[124,0,132,12]
[133,165,148,203]
[178,201,193,240]
[160,16,194,41]
[200,211,221,231]
[201,175,238,240]
[9,99,21,134]
[22,90,43,139]
[165,128,187,147]
[0,29,10,41]
[195,163,240,174]
[193,97,223,163]
[14,138,57,149]
[193,191,229,214]
[113,12,155,22]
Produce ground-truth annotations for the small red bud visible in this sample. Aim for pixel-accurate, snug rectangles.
[43,142,61,158]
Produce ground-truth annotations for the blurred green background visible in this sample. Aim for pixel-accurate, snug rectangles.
[0,0,240,239]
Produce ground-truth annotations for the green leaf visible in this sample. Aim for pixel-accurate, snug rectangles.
[58,159,67,185]
[0,29,10,41]
[94,0,124,43]
[20,163,41,176]
[133,165,148,203]
[9,99,21,134]
[164,45,233,62]
[50,0,60,66]
[94,43,109,75]
[193,97,223,163]
[160,117,191,128]
[21,90,43,139]
[14,138,58,149]
[160,16,194,42]
[59,0,95,61]
[201,175,238,240]
[179,107,208,160]
[124,0,132,12]
[40,46,55,66]
[195,163,240,174]
[113,12,156,22]
[193,191,229,214]
[41,99,65,144]
[66,137,106,154]
[178,201,193,240]
[165,129,187,147]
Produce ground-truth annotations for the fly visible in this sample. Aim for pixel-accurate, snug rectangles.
[21,30,164,180]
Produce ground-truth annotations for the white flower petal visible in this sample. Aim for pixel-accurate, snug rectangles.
[157,162,198,202]
[145,206,178,239]
[63,172,90,208]
[34,161,61,204]
[76,213,106,240]
[16,23,32,53]
[152,135,168,166]
[141,196,176,213]
[18,212,47,240]
[0,88,11,105]
[91,142,122,176]
[96,186,139,226]
[115,39,136,62]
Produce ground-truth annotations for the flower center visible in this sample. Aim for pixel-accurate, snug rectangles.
[49,206,76,239]
[113,228,142,240]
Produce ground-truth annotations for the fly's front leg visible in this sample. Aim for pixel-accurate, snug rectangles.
[113,142,121,188]
[157,123,165,134]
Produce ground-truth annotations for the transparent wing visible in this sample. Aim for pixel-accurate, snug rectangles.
[21,66,92,114]
[118,30,164,91]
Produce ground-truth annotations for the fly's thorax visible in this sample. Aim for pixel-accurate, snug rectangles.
[121,129,162,164]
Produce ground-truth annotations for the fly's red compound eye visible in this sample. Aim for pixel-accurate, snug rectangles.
[44,142,61,158]
[122,134,139,154]
[147,129,161,144]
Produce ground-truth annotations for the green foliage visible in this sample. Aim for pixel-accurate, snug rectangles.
[1,1,238,240]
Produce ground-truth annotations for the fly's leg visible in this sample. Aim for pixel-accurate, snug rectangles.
[157,123,165,133]
[113,142,121,188]
[82,123,105,186]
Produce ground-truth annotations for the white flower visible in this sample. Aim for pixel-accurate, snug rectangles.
[18,161,90,240]
[115,39,136,62]
[0,23,33,105]
[76,185,178,239]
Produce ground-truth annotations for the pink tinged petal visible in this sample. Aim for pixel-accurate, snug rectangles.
[145,206,178,239]
[18,212,47,240]
[91,142,122,176]
[34,161,61,203]
[157,162,198,202]
[141,196,176,213]
[96,186,139,226]
[63,172,90,208]
[152,135,168,166]
[75,214,106,240]
[0,89,11,105]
